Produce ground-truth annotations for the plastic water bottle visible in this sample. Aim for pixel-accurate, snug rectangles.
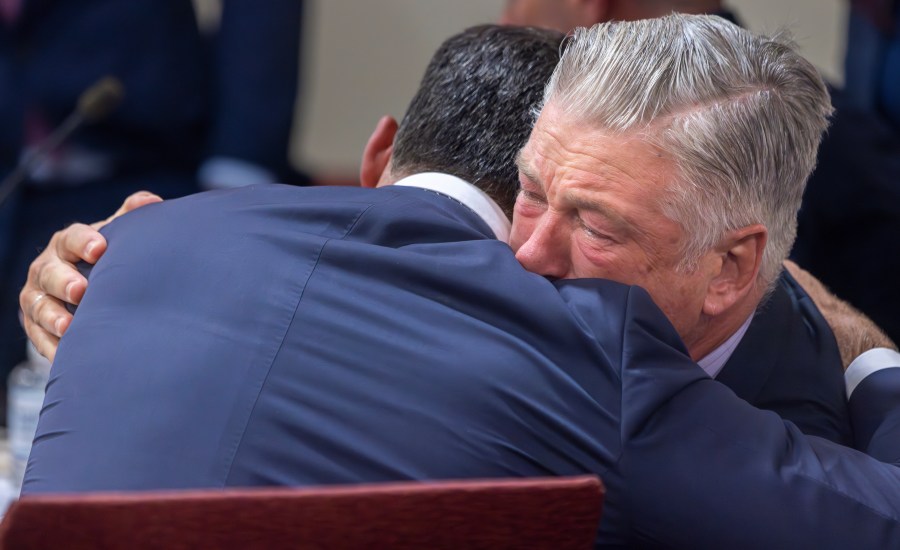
[7,343,51,492]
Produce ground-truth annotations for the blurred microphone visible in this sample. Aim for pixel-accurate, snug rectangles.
[0,76,125,205]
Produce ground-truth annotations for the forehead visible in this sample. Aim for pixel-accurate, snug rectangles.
[519,106,677,196]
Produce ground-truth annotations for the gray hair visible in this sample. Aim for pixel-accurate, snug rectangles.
[541,14,832,288]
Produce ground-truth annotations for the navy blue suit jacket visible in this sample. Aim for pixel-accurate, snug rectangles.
[23,184,900,547]
[850,367,900,464]
[718,271,853,446]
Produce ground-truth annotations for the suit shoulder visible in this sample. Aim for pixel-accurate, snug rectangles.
[554,280,689,364]
[850,365,900,463]
[101,184,390,243]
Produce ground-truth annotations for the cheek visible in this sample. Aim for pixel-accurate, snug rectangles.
[570,235,641,283]
[508,218,532,252]
[509,205,542,251]
[641,274,706,333]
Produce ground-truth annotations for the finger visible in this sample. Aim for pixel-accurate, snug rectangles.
[32,226,96,305]
[23,322,60,363]
[120,191,163,213]
[90,191,162,231]
[36,293,72,339]
[21,288,72,339]
[52,223,107,265]
[21,305,61,363]
[37,257,88,305]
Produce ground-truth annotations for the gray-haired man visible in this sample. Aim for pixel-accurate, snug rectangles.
[509,12,896,447]
[501,0,899,448]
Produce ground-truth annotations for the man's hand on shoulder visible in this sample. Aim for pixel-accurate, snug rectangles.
[784,260,897,370]
[19,191,162,361]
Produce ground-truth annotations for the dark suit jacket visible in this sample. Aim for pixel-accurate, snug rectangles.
[718,271,853,446]
[23,184,900,547]
[850,366,900,463]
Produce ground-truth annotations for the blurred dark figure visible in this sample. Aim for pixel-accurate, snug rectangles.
[0,0,307,414]
[792,89,900,344]
[844,0,900,130]
[793,0,900,344]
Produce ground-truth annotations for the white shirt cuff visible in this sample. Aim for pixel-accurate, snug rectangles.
[845,348,900,397]
[198,157,276,190]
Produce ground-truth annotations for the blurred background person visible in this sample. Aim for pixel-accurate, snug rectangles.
[844,0,900,129]
[792,0,900,346]
[499,0,734,29]
[0,0,307,411]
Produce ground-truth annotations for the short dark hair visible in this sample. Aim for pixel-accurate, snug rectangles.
[391,25,564,216]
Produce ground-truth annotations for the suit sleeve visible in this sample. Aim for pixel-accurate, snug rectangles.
[613,286,900,548]
[849,365,900,463]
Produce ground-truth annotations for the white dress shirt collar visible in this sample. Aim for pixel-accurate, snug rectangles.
[394,172,511,242]
[697,314,755,378]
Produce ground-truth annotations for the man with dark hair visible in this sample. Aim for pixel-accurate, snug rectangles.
[389,27,560,216]
[365,24,562,217]
[23,23,570,490]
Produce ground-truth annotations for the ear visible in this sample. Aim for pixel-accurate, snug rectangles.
[360,115,398,188]
[702,224,767,317]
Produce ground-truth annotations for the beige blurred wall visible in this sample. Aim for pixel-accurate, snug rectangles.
[728,0,848,84]
[292,1,506,176]
[196,0,849,176]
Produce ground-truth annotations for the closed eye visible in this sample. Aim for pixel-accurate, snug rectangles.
[519,188,546,205]
[577,215,618,244]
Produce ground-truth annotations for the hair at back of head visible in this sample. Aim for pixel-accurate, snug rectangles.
[391,24,565,216]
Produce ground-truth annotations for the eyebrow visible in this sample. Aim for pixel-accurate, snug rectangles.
[515,151,542,189]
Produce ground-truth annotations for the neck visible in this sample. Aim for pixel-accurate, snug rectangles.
[684,289,761,361]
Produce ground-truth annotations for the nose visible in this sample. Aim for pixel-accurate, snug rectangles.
[513,213,570,279]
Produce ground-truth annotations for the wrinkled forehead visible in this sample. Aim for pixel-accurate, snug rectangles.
[520,131,680,236]
[519,103,674,176]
